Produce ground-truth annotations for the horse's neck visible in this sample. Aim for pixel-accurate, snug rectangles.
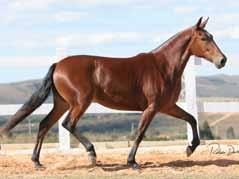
[152,30,192,82]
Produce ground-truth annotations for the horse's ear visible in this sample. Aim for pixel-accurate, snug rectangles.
[200,17,209,29]
[196,17,203,29]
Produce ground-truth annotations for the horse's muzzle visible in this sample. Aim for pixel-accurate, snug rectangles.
[216,57,227,69]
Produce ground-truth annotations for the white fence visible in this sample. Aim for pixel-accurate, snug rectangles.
[2,102,239,117]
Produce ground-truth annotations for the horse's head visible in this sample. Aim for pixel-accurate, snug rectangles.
[189,17,227,69]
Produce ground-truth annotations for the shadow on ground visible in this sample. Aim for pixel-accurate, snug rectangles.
[60,159,239,172]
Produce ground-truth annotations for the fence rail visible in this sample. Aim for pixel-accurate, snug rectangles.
[1,102,239,116]
[0,102,238,150]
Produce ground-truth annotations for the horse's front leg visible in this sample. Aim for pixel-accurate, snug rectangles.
[164,104,200,157]
[127,103,158,169]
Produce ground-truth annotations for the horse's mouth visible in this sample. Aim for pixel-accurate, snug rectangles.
[215,63,225,69]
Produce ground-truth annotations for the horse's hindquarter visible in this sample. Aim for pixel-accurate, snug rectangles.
[53,56,96,105]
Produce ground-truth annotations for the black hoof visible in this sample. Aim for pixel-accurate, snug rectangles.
[88,153,97,167]
[127,161,140,170]
[34,161,45,169]
[186,146,193,157]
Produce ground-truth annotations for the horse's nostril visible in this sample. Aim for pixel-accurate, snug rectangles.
[220,58,227,66]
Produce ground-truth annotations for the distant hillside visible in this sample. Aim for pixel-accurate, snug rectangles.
[0,80,41,104]
[0,74,238,104]
[197,74,239,98]
[0,80,52,104]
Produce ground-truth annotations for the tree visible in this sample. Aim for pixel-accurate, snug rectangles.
[226,127,236,139]
[200,121,214,140]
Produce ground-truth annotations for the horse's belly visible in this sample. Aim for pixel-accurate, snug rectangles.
[93,89,143,111]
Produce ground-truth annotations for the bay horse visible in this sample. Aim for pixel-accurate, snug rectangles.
[0,17,226,169]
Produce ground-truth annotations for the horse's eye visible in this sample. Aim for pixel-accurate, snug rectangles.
[201,38,208,41]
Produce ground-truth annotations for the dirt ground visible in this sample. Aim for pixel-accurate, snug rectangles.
[1,141,239,179]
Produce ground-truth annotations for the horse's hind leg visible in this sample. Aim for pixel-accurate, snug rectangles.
[62,99,97,166]
[32,92,68,168]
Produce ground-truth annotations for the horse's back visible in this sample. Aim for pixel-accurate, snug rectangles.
[54,53,152,83]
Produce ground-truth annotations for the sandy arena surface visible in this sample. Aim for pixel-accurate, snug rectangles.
[0,141,239,178]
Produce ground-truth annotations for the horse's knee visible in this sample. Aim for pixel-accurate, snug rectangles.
[62,119,68,129]
[62,116,74,132]
[147,103,159,113]
[186,114,197,126]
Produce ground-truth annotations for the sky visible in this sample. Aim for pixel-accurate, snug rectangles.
[0,0,239,83]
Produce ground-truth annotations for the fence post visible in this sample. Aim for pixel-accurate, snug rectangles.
[184,57,200,144]
[58,113,71,151]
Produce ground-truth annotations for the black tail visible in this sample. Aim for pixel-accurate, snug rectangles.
[0,63,57,135]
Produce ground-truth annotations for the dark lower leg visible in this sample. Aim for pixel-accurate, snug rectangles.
[32,138,41,166]
[62,115,96,163]
[32,104,67,167]
[32,133,45,167]
[127,104,157,169]
[187,120,200,155]
[127,130,145,168]
[165,105,200,156]
[31,120,50,167]
[73,127,96,157]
